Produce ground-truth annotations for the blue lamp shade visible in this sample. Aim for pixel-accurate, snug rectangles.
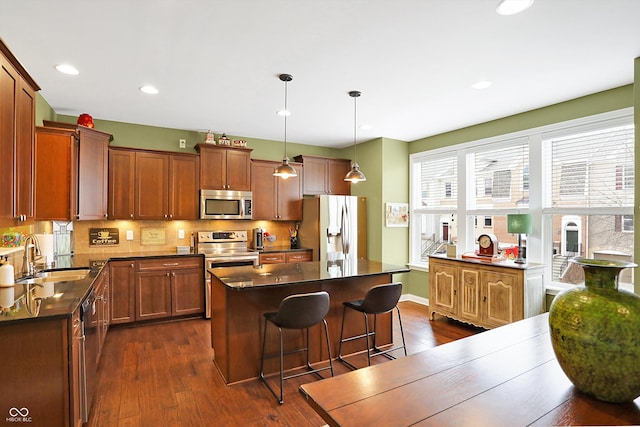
[507,214,532,234]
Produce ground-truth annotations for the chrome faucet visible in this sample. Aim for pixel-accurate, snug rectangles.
[22,234,41,277]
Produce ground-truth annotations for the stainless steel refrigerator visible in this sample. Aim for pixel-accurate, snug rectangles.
[299,195,367,262]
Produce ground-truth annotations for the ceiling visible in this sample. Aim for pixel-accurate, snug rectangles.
[2,0,640,148]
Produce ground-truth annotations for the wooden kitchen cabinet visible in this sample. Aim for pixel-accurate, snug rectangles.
[110,148,199,220]
[293,155,351,195]
[40,120,112,220]
[169,153,200,219]
[70,308,83,427]
[77,126,110,220]
[251,159,302,220]
[286,250,313,263]
[108,148,135,219]
[136,268,172,321]
[94,266,110,362]
[196,143,252,191]
[429,256,544,329]
[171,266,205,316]
[34,127,79,220]
[0,39,39,227]
[135,150,170,220]
[109,260,136,324]
[259,250,312,264]
[135,257,204,321]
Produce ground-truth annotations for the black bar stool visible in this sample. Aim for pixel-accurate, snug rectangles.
[337,282,407,370]
[259,291,334,404]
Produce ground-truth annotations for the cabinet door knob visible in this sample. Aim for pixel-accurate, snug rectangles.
[130,214,134,218]
[130,263,134,268]
[104,213,108,218]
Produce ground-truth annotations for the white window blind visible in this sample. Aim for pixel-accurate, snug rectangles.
[418,153,457,210]
[547,124,634,209]
[472,141,528,209]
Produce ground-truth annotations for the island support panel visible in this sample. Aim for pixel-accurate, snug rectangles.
[210,273,394,384]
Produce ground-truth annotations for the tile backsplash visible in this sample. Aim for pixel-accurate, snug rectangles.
[68,219,298,254]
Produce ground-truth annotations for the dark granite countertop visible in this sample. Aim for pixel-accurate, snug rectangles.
[0,252,203,325]
[209,259,409,290]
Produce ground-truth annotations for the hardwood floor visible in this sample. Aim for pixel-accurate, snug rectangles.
[88,302,482,427]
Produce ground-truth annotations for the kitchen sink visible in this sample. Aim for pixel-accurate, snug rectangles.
[16,268,91,284]
[35,268,90,283]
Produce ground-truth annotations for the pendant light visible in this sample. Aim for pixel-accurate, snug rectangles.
[273,73,298,179]
[344,90,366,183]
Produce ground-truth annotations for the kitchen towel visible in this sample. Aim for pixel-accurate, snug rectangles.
[36,233,54,266]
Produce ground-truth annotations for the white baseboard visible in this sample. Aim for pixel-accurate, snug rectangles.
[400,293,428,307]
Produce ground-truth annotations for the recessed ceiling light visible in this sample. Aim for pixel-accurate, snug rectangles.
[55,64,79,75]
[277,110,291,116]
[359,124,372,131]
[472,80,493,90]
[139,85,159,95]
[496,0,534,16]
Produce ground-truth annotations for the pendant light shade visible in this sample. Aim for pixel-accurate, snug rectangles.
[344,90,366,183]
[273,73,297,179]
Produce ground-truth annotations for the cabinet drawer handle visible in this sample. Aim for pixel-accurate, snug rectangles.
[264,257,279,261]
[163,263,179,267]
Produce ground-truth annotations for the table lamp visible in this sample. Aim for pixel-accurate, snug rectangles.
[507,214,532,264]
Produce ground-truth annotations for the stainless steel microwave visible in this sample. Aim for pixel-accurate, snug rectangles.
[200,189,252,220]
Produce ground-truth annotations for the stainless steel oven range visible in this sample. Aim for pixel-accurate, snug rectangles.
[194,230,259,318]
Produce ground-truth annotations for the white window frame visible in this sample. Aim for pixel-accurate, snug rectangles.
[409,108,634,289]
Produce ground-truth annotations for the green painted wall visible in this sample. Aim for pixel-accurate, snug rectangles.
[410,85,633,153]
[56,114,342,160]
[35,93,55,126]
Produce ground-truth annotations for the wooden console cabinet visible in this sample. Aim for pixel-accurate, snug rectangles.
[429,256,544,329]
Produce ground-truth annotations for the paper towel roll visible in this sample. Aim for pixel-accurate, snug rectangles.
[36,234,54,266]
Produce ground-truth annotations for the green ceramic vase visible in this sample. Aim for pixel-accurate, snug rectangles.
[548,257,640,403]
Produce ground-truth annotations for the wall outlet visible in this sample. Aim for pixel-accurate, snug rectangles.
[178,229,185,239]
[126,230,134,241]
[179,139,186,148]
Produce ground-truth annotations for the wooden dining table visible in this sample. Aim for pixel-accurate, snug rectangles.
[299,313,640,426]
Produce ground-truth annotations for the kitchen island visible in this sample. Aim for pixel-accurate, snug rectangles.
[209,259,409,384]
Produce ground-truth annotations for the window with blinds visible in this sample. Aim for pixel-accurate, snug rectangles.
[546,124,634,209]
[418,153,457,209]
[472,141,528,209]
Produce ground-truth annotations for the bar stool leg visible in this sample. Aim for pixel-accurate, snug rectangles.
[396,306,407,357]
[322,319,334,377]
[364,312,372,366]
[278,326,284,404]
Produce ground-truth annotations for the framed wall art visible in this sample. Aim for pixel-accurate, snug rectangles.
[385,202,409,227]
